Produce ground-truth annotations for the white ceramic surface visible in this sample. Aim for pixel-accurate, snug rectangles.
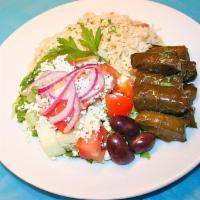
[0,0,200,199]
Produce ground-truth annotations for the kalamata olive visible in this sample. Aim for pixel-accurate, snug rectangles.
[128,132,156,153]
[110,115,139,137]
[107,133,134,165]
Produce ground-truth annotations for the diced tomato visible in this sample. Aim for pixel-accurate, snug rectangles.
[54,120,68,132]
[76,127,108,161]
[45,100,68,132]
[106,93,134,117]
[98,64,120,79]
[116,79,134,98]
[45,100,67,117]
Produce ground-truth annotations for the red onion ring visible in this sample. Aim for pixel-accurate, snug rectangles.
[23,71,52,95]
[49,83,76,124]
[41,73,77,116]
[38,64,99,94]
[78,68,98,98]
[63,95,80,133]
[81,72,105,101]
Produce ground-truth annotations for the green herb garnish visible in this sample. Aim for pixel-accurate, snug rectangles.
[20,64,41,91]
[31,87,38,94]
[109,25,117,33]
[79,24,106,62]
[31,128,38,137]
[64,150,79,158]
[65,151,73,157]
[86,159,94,164]
[14,95,29,123]
[140,151,151,160]
[108,18,112,25]
[129,108,138,120]
[109,128,115,134]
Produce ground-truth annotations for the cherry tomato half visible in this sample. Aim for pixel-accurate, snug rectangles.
[106,93,134,117]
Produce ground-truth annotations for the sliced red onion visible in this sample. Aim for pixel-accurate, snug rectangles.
[38,70,52,78]
[49,83,76,124]
[46,90,56,100]
[38,64,99,94]
[81,72,105,101]
[63,95,80,133]
[78,68,98,98]
[38,71,68,94]
[23,71,52,95]
[41,73,77,116]
[46,79,68,100]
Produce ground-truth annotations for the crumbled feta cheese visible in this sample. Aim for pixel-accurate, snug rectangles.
[103,120,111,132]
[104,74,114,93]
[24,102,40,112]
[41,55,75,73]
[75,75,91,95]
[75,101,111,141]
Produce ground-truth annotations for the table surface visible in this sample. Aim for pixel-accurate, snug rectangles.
[0,0,200,199]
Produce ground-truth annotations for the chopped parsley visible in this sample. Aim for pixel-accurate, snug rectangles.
[109,25,117,33]
[108,18,112,25]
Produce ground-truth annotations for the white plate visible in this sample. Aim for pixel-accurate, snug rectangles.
[0,0,200,199]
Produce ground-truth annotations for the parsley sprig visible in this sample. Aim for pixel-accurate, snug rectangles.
[44,24,106,62]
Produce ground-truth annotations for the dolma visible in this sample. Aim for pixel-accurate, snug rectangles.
[179,107,197,128]
[131,51,182,75]
[148,45,190,60]
[135,111,186,142]
[134,83,191,114]
[180,60,197,82]
[183,83,197,104]
[135,72,183,90]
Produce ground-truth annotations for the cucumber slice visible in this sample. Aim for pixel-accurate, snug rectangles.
[36,120,65,157]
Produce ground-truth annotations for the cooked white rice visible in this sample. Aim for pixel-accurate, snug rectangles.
[30,12,162,77]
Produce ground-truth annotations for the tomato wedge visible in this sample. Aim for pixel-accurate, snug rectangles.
[45,100,67,117]
[98,64,120,79]
[45,100,68,132]
[54,120,68,132]
[76,127,108,161]
[116,78,134,98]
[106,93,134,117]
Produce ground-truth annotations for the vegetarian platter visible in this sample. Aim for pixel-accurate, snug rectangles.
[1,0,200,199]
